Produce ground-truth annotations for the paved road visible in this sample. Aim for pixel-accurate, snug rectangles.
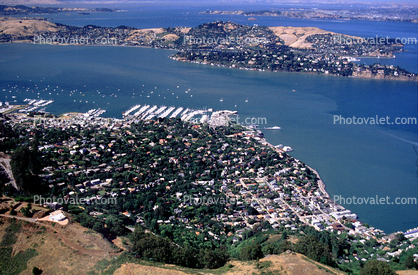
[0,158,18,190]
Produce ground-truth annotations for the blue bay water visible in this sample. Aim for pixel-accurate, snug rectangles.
[0,43,417,233]
[18,4,418,73]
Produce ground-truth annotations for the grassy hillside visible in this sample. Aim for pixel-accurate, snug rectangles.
[0,216,122,274]
[0,215,351,275]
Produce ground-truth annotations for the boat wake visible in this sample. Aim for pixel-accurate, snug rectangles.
[381,131,418,147]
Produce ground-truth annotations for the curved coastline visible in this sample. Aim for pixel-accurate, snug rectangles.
[261,132,331,200]
[305,164,329,198]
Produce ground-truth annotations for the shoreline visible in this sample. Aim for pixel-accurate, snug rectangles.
[254,128,334,206]
[6,107,418,235]
[257,128,360,230]
[171,57,418,82]
[305,164,329,198]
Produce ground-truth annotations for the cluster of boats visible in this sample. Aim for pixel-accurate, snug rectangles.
[19,99,54,113]
[84,109,106,118]
[123,104,208,122]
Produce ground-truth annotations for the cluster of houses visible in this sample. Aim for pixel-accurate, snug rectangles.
[2,110,417,265]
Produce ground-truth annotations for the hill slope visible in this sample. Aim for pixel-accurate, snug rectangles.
[0,17,62,37]
[0,215,121,274]
[113,253,347,275]
[0,215,348,275]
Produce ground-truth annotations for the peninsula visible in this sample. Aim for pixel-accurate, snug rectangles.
[0,17,416,81]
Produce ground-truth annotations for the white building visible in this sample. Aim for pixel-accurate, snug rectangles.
[50,212,66,221]
[405,229,418,239]
[330,210,357,220]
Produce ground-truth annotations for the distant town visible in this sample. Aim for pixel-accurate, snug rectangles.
[0,5,117,15]
[0,15,416,81]
[201,6,418,23]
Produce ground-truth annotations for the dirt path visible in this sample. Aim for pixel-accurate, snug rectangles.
[0,214,37,223]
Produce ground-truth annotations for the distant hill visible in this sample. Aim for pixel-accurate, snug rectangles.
[0,0,60,4]
[0,17,63,37]
[0,4,116,15]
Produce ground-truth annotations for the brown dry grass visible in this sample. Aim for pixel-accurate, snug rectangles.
[113,253,345,275]
[268,26,335,49]
[114,263,193,275]
[162,33,180,41]
[0,216,121,275]
[126,28,165,42]
[268,26,363,49]
[397,271,418,275]
[224,253,345,275]
[179,27,191,34]
[0,17,62,37]
[130,28,165,35]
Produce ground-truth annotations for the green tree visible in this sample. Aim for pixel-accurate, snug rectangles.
[360,259,396,275]
[173,245,199,268]
[240,243,264,261]
[281,231,288,240]
[404,255,415,269]
[294,235,334,266]
[21,203,33,217]
[199,246,229,269]
[11,146,44,193]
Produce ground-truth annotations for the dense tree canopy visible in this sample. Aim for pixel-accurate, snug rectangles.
[360,259,396,275]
